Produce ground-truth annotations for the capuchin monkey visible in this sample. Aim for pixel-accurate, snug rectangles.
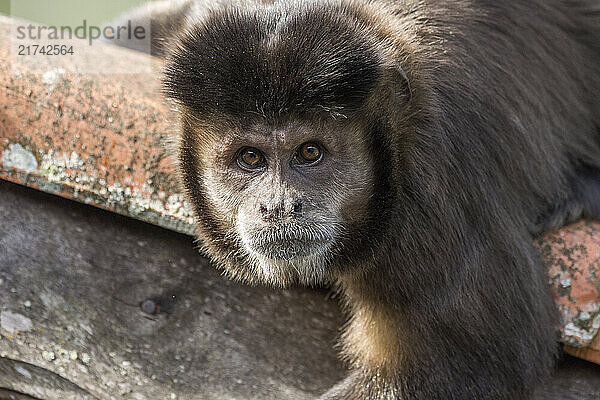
[113,0,600,399]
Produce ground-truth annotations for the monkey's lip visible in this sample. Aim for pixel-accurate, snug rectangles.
[247,237,333,261]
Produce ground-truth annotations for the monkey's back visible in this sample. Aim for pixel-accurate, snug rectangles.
[390,0,600,232]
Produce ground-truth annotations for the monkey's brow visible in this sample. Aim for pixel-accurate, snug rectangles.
[227,125,322,148]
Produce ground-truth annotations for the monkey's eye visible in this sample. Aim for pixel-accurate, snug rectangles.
[237,147,265,170]
[296,142,323,164]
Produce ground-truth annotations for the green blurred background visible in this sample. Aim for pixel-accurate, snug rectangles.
[0,0,157,26]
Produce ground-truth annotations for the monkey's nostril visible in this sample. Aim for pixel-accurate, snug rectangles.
[259,204,275,221]
[292,201,303,214]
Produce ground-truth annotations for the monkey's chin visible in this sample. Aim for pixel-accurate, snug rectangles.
[244,242,333,287]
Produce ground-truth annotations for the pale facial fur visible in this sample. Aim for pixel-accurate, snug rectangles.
[192,118,374,286]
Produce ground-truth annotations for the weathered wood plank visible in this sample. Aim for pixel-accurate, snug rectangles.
[0,181,345,399]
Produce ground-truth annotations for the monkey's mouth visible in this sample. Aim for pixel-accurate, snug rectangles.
[241,226,335,261]
[248,238,333,261]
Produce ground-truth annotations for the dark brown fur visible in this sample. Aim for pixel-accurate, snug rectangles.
[118,0,600,398]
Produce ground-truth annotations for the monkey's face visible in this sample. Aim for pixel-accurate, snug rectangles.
[164,2,401,285]
[188,119,374,285]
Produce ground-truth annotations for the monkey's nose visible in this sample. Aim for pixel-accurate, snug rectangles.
[259,203,280,222]
[292,200,303,214]
[259,200,303,221]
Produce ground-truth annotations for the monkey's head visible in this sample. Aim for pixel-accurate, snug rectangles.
[163,1,412,286]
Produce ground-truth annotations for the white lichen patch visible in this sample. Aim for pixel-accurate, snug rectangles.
[42,68,66,86]
[39,150,87,184]
[0,311,33,333]
[563,322,596,345]
[559,278,571,288]
[560,300,600,347]
[42,350,56,362]
[165,193,188,215]
[81,352,91,364]
[32,148,194,234]
[1,143,38,173]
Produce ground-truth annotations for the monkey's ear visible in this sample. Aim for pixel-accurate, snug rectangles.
[387,65,412,107]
